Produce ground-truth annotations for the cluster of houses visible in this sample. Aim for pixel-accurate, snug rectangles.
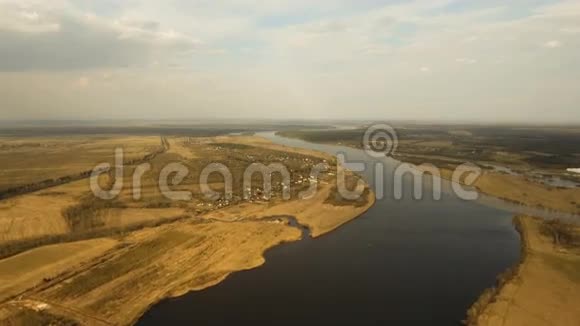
[188,145,337,213]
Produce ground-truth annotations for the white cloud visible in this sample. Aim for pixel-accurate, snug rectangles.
[113,17,200,47]
[543,40,562,48]
[464,35,479,42]
[0,3,60,33]
[0,2,201,71]
[20,10,39,21]
[455,58,478,65]
[560,27,580,34]
[303,21,350,35]
[1,0,580,123]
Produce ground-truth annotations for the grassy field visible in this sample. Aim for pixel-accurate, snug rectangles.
[0,238,118,302]
[29,220,302,325]
[0,307,79,326]
[413,166,580,215]
[0,134,336,252]
[469,216,580,326]
[472,172,580,214]
[0,136,162,193]
[279,125,580,214]
[278,124,580,168]
[0,132,374,325]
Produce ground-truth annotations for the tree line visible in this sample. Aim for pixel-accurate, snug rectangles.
[0,137,168,201]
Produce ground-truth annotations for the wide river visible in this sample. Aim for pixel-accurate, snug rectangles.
[138,132,572,325]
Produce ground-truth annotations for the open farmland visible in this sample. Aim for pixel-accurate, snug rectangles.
[0,238,118,302]
[0,131,374,325]
[0,134,340,255]
[0,136,163,194]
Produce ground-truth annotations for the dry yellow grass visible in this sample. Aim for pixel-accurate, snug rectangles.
[0,134,375,325]
[0,136,161,191]
[448,130,474,137]
[99,208,187,228]
[0,135,183,246]
[474,217,580,326]
[206,182,374,237]
[165,137,197,160]
[425,167,580,215]
[0,238,118,302]
[0,181,89,243]
[0,134,327,246]
[32,220,301,325]
[211,135,334,160]
[473,172,580,214]
[0,181,188,246]
[202,136,373,237]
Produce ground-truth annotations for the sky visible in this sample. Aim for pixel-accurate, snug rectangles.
[0,0,579,123]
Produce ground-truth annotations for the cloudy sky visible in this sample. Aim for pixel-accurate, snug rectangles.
[1,0,579,123]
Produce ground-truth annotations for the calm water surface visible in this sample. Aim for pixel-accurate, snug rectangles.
[139,132,525,325]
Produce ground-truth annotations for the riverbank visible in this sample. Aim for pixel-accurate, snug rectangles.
[138,131,522,326]
[411,164,580,216]
[276,127,580,216]
[208,135,375,236]
[0,136,375,326]
[467,216,580,325]
[271,131,580,325]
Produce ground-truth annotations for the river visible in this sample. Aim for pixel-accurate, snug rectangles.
[137,132,566,325]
